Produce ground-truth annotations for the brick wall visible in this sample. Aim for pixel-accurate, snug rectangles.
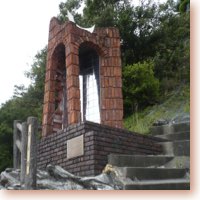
[38,122,163,176]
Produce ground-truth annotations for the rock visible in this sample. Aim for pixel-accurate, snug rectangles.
[0,170,20,188]
[5,168,14,173]
[152,119,169,126]
[46,164,118,190]
[0,165,122,190]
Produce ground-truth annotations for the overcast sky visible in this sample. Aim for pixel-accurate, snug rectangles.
[0,0,63,105]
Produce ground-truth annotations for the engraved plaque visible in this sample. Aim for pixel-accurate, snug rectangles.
[67,135,84,159]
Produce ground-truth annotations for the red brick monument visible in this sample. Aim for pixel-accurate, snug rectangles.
[42,17,123,137]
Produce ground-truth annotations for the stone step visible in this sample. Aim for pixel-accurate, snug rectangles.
[160,140,190,156]
[173,122,190,133]
[120,167,188,180]
[164,156,190,169]
[155,131,190,141]
[150,122,190,135]
[121,167,188,180]
[106,120,190,190]
[124,179,190,190]
[108,154,174,167]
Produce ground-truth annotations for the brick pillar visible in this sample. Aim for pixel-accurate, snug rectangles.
[65,43,81,124]
[100,28,123,128]
[42,68,55,136]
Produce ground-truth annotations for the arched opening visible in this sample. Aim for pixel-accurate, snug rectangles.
[79,44,100,123]
[51,43,67,132]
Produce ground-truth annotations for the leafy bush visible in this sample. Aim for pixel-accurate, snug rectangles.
[123,60,160,115]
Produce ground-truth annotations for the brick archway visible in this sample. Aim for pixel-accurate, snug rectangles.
[42,19,123,137]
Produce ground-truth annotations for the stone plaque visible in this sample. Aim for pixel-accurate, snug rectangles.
[67,135,84,159]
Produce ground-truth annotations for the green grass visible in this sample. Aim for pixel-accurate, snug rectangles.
[123,85,190,134]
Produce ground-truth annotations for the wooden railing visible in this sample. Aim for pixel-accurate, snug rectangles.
[13,117,38,190]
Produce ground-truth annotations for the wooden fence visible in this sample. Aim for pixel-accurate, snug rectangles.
[13,117,38,190]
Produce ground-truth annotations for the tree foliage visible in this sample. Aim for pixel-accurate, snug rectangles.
[123,60,160,115]
[177,0,190,13]
[154,1,190,92]
[58,0,189,86]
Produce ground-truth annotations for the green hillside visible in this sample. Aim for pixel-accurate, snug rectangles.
[124,84,190,134]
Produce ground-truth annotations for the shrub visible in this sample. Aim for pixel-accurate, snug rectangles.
[123,60,160,115]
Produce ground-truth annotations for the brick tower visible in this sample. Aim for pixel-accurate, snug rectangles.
[42,17,123,137]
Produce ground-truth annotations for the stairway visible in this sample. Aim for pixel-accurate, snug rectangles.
[108,121,190,190]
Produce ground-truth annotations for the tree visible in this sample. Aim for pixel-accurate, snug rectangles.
[153,1,190,92]
[177,0,190,13]
[123,60,160,115]
[58,0,83,24]
[0,98,27,171]
[24,47,47,121]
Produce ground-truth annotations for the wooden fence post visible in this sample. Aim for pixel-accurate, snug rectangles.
[13,120,21,169]
[25,117,38,190]
[20,122,28,185]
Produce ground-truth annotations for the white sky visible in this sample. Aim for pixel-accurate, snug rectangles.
[0,0,63,105]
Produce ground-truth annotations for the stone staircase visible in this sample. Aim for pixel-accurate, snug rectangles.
[108,121,190,190]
